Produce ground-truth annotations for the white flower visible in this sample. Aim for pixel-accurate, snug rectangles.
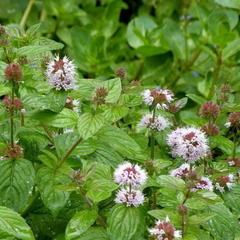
[192,176,213,192]
[215,174,235,193]
[114,162,147,187]
[114,188,145,207]
[170,163,193,179]
[138,114,170,131]
[225,122,231,128]
[142,88,174,110]
[148,216,181,240]
[167,126,209,163]
[46,55,76,91]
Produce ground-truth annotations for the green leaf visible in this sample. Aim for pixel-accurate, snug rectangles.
[203,204,236,240]
[223,38,240,61]
[97,126,148,161]
[211,135,234,155]
[71,139,98,156]
[38,150,58,169]
[72,227,107,240]
[89,143,123,168]
[102,105,129,123]
[86,190,111,204]
[223,183,240,214]
[194,190,223,204]
[78,113,105,140]
[188,213,216,225]
[163,18,186,60]
[182,118,207,127]
[215,0,240,10]
[0,206,35,240]
[36,167,71,216]
[29,109,79,128]
[107,204,140,240]
[157,175,185,190]
[0,159,35,213]
[186,94,205,105]
[127,16,157,49]
[16,46,50,57]
[185,198,208,210]
[99,78,122,103]
[65,210,98,240]
[135,46,167,57]
[26,23,41,37]
[148,209,180,224]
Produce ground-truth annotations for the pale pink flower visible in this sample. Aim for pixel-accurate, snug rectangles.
[167,127,208,163]
[46,55,76,91]
[170,163,193,179]
[114,162,147,187]
[138,114,170,131]
[114,188,145,207]
[148,216,181,240]
[192,176,213,192]
[215,174,235,193]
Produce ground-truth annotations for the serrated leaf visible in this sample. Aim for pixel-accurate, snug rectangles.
[211,135,234,155]
[175,97,188,109]
[39,150,58,169]
[86,190,111,203]
[194,190,223,204]
[0,206,35,240]
[71,139,98,156]
[65,210,98,240]
[203,204,236,240]
[72,227,107,240]
[17,46,50,57]
[97,126,148,161]
[78,113,105,140]
[182,118,207,127]
[36,167,71,216]
[157,175,185,190]
[0,159,35,213]
[186,94,205,105]
[29,109,79,128]
[188,213,216,224]
[107,204,140,240]
[223,183,240,214]
[102,105,129,123]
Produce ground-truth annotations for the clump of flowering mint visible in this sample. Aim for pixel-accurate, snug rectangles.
[114,162,147,187]
[115,67,127,80]
[113,162,147,207]
[214,174,235,193]
[167,126,209,163]
[4,63,23,83]
[114,188,145,207]
[142,88,174,110]
[225,112,240,129]
[138,114,170,132]
[46,55,76,91]
[148,216,181,240]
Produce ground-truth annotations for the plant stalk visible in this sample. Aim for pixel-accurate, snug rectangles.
[20,0,35,28]
[10,80,14,148]
[57,137,82,169]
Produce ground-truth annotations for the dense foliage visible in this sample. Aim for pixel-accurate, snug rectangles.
[1,0,240,240]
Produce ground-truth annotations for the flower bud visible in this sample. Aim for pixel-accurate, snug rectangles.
[177,204,188,216]
[92,87,108,106]
[199,102,220,119]
[201,124,219,136]
[3,142,23,159]
[4,63,23,83]
[115,67,127,80]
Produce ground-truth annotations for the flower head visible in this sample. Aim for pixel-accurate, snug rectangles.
[115,67,127,80]
[200,124,219,136]
[115,188,145,207]
[227,157,240,167]
[215,174,235,193]
[46,55,76,91]
[148,216,181,240]
[138,114,170,131]
[4,63,23,83]
[192,176,213,192]
[92,87,108,106]
[167,127,209,162]
[142,88,174,110]
[170,163,193,180]
[3,95,23,112]
[225,112,240,129]
[199,102,220,119]
[3,142,23,159]
[114,162,147,187]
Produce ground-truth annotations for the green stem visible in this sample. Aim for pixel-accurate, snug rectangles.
[134,58,144,81]
[10,80,14,148]
[57,137,82,169]
[79,185,107,229]
[150,106,156,159]
[20,0,35,28]
[207,48,222,99]
[21,191,40,217]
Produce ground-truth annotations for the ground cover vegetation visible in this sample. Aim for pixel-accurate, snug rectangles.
[1,0,240,239]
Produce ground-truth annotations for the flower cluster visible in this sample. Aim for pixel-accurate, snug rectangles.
[46,55,76,91]
[92,87,108,106]
[4,63,23,83]
[3,142,23,159]
[3,95,23,112]
[225,112,240,129]
[170,163,192,180]
[227,157,240,167]
[199,102,220,119]
[167,126,208,163]
[214,174,234,193]
[138,114,170,132]
[192,176,213,192]
[142,88,174,110]
[148,216,181,240]
[113,162,147,207]
[115,67,127,80]
[65,97,80,113]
